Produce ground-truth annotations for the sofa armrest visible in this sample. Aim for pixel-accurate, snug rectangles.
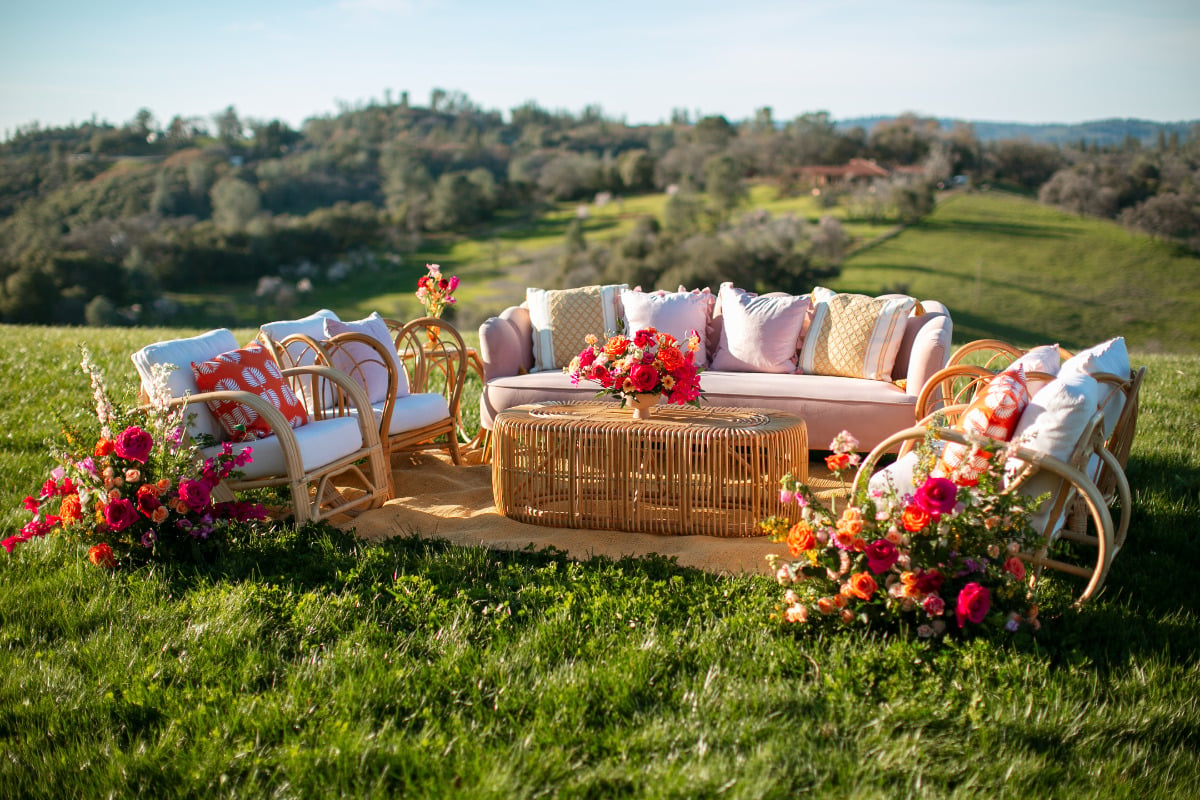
[902,301,953,397]
[479,311,528,381]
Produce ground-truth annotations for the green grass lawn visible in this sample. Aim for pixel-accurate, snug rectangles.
[3,191,1200,797]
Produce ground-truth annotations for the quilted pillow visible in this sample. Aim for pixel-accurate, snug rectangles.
[527,284,626,371]
[709,284,811,373]
[191,342,308,442]
[933,368,1030,486]
[323,313,408,404]
[798,287,915,381]
[620,288,714,366]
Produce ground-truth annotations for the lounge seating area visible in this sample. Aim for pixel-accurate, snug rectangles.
[127,283,1143,604]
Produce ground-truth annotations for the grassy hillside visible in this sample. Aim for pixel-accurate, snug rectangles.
[832,191,1200,352]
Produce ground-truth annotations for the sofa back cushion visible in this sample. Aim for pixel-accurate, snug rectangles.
[132,328,241,442]
[710,284,811,373]
[259,309,340,366]
[799,287,916,381]
[1058,336,1129,439]
[620,287,714,366]
[527,284,626,371]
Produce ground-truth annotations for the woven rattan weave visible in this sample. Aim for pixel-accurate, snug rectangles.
[491,401,808,537]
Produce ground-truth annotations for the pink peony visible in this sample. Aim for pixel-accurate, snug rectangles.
[864,538,899,574]
[113,426,154,464]
[955,582,991,627]
[914,476,958,517]
[177,479,212,512]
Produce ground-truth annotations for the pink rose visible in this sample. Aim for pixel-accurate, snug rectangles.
[177,479,212,512]
[955,582,991,627]
[113,426,154,464]
[102,498,139,533]
[864,538,899,574]
[922,594,945,616]
[914,476,958,517]
[629,363,659,393]
[1003,556,1026,581]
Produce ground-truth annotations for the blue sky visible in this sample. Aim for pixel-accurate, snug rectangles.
[2,0,1198,137]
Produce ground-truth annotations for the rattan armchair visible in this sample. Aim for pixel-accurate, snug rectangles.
[132,329,390,526]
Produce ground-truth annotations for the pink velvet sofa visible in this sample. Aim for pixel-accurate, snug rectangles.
[477,287,954,452]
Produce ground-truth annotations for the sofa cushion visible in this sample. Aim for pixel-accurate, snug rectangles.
[200,414,363,481]
[324,312,408,404]
[710,284,811,373]
[1058,337,1129,438]
[799,287,915,381]
[933,368,1030,486]
[259,309,340,366]
[192,341,309,442]
[132,328,240,442]
[621,287,714,366]
[1008,344,1062,397]
[527,284,626,371]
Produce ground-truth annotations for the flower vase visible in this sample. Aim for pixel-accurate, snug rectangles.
[628,393,660,420]
[426,327,439,348]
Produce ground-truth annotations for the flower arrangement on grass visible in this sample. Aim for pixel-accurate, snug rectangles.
[565,326,704,407]
[3,347,268,566]
[760,429,1044,638]
[415,263,459,318]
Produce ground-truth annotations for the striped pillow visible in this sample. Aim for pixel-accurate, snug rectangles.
[798,288,916,381]
[527,284,626,371]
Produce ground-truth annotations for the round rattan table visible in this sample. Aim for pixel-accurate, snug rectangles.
[491,401,808,537]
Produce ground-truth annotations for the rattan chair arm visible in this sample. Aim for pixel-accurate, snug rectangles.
[280,364,384,451]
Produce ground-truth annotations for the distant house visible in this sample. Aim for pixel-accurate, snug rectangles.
[792,158,924,187]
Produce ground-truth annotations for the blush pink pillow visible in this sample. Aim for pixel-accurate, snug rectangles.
[709,284,811,373]
[620,288,714,365]
[323,313,408,404]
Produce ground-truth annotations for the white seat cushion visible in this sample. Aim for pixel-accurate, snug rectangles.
[379,392,451,435]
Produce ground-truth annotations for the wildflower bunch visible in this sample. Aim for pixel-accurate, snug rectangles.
[415,263,459,318]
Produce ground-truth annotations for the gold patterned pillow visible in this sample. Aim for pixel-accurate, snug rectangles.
[527,284,627,371]
[798,287,917,381]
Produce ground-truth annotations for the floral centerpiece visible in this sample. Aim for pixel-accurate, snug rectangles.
[415,263,459,318]
[565,326,704,410]
[3,347,268,567]
[760,429,1044,638]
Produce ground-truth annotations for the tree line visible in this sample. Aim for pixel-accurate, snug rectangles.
[1,91,1197,326]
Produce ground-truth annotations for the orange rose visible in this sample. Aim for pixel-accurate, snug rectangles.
[825,453,850,472]
[94,438,115,457]
[901,504,931,532]
[657,345,684,372]
[58,494,83,523]
[604,335,630,358]
[786,521,816,556]
[816,597,838,615]
[847,572,878,601]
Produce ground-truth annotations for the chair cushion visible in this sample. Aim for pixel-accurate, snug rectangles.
[1008,344,1062,397]
[710,284,811,373]
[259,309,340,366]
[380,392,451,436]
[934,368,1030,486]
[192,341,308,442]
[201,414,364,480]
[324,312,408,404]
[527,284,627,371]
[799,287,915,381]
[131,328,240,442]
[621,287,714,366]
[1058,337,1129,438]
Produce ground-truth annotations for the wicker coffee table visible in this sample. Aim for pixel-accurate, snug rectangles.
[491,401,808,537]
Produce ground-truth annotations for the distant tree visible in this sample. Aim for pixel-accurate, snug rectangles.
[427,171,482,229]
[213,105,243,147]
[84,295,118,326]
[691,115,736,149]
[617,149,655,192]
[1121,192,1200,242]
[984,140,1064,191]
[210,175,261,231]
[702,153,746,218]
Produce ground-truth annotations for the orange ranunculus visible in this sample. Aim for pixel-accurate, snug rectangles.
[94,438,115,457]
[657,345,684,372]
[58,494,83,523]
[604,335,630,358]
[825,452,850,472]
[837,509,864,537]
[786,521,816,556]
[87,542,116,568]
[901,504,931,532]
[847,572,878,600]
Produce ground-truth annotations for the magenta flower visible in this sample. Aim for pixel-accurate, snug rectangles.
[113,426,154,464]
[177,479,212,512]
[864,539,899,574]
[914,476,958,517]
[103,497,139,532]
[955,582,991,627]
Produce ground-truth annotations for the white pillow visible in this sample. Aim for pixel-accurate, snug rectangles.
[131,328,241,442]
[1058,337,1130,439]
[324,313,409,404]
[527,284,626,371]
[1005,344,1061,397]
[259,309,340,366]
[709,284,811,373]
[1005,372,1101,534]
[798,287,915,381]
[620,288,714,366]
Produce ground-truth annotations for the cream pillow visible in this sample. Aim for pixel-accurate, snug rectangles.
[709,284,811,373]
[798,287,915,381]
[1006,344,1062,397]
[620,288,714,366]
[1058,337,1130,439]
[527,284,626,371]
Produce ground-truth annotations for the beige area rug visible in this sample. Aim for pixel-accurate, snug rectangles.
[342,449,850,578]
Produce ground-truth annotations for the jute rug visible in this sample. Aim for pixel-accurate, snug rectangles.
[342,449,850,578]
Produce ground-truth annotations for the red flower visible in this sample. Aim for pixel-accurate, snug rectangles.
[1003,556,1026,581]
[114,426,154,464]
[177,479,212,512]
[864,539,899,574]
[914,476,958,517]
[102,498,139,533]
[825,453,851,472]
[955,582,991,627]
[87,543,116,569]
[629,364,659,393]
[94,438,115,457]
[632,328,657,349]
[914,568,945,595]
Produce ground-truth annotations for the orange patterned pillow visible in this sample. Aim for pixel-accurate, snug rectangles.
[934,368,1030,486]
[191,342,308,442]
